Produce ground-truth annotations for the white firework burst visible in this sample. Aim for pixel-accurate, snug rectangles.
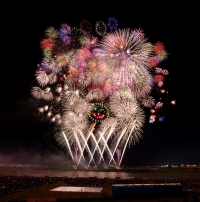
[48,59,62,74]
[42,57,62,74]
[140,96,155,108]
[73,99,88,116]
[86,88,105,102]
[63,77,77,91]
[96,28,152,69]
[31,86,53,100]
[48,74,57,84]
[108,86,145,146]
[122,105,144,144]
[109,87,138,120]
[60,111,89,143]
[90,71,106,86]
[47,111,52,117]
[35,71,49,87]
[42,88,54,100]
[98,117,118,138]
[31,87,44,99]
[130,70,153,99]
[44,105,49,111]
[51,114,62,124]
[61,90,80,106]
[109,103,144,149]
[55,86,62,93]
[63,97,88,117]
[78,73,92,88]
[38,107,45,113]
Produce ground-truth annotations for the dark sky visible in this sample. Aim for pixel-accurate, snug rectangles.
[0,2,199,167]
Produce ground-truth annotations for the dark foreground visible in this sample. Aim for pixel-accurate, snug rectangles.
[0,166,200,202]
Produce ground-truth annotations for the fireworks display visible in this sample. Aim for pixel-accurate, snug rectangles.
[107,17,118,31]
[31,18,175,169]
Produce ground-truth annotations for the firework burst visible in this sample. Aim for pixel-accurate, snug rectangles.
[31,18,173,168]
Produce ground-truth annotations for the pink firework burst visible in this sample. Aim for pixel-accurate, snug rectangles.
[60,23,71,35]
[76,47,91,61]
[155,67,163,74]
[131,28,145,39]
[146,56,160,68]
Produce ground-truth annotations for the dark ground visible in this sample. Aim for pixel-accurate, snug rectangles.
[0,166,200,202]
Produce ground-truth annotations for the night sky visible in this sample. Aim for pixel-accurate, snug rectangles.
[0,2,199,167]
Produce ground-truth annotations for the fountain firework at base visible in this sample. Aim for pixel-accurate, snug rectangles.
[31,18,174,168]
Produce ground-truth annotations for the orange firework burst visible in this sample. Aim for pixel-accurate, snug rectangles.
[115,37,127,48]
[88,60,97,70]
[80,19,92,35]
[154,75,165,83]
[153,42,165,54]
[40,38,55,50]
[96,60,108,72]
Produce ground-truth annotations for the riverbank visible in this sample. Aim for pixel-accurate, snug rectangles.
[1,165,200,173]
